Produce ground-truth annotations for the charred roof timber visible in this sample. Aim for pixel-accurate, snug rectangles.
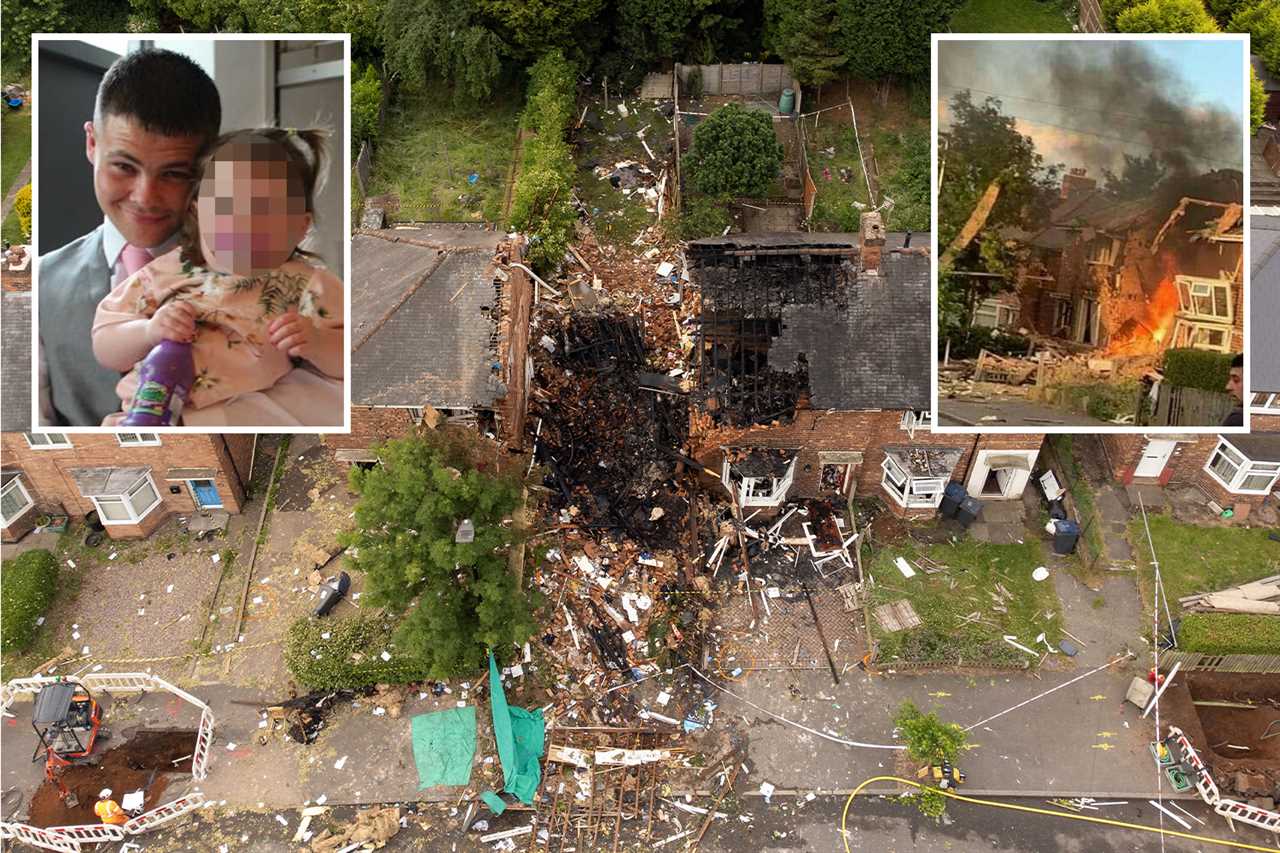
[688,221,931,426]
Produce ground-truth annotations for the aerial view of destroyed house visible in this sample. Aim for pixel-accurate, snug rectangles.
[5,8,1280,853]
[935,38,1249,430]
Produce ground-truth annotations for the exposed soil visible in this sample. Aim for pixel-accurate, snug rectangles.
[28,729,197,827]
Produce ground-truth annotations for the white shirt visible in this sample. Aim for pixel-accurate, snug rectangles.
[101,217,179,286]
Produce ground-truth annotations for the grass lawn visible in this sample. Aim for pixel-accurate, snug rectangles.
[365,82,519,224]
[2,105,32,199]
[802,83,929,234]
[575,97,669,245]
[1,210,23,245]
[867,538,1062,667]
[950,0,1074,32]
[1131,513,1279,616]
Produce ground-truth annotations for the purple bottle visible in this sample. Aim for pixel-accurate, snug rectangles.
[122,340,196,426]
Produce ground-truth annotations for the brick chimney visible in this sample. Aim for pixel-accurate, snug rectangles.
[859,211,885,274]
[1060,167,1096,201]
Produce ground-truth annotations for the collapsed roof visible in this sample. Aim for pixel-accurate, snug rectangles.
[687,232,930,420]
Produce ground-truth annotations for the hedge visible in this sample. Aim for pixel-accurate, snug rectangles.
[510,50,578,274]
[1,549,58,653]
[940,325,1031,360]
[1178,613,1280,656]
[284,611,431,689]
[1162,348,1236,392]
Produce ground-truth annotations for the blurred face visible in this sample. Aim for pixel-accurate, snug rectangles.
[85,114,202,249]
[1226,366,1243,402]
[196,139,311,277]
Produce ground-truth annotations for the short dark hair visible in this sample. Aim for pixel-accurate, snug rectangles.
[94,49,221,148]
[1232,353,1244,369]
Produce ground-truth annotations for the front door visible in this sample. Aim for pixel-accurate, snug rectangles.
[1133,440,1176,479]
[189,479,222,509]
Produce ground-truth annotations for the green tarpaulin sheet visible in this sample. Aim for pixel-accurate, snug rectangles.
[411,706,476,789]
[489,651,545,804]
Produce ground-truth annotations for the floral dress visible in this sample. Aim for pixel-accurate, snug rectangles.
[93,247,343,413]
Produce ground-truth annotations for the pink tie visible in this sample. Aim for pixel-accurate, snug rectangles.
[119,244,152,278]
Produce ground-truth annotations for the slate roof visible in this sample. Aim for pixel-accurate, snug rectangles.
[1254,216,1280,392]
[350,229,505,408]
[1,291,32,432]
[1224,433,1280,464]
[689,233,931,411]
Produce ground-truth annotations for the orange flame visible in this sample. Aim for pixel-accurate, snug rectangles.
[1104,253,1181,357]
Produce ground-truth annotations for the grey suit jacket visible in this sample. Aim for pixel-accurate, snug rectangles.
[38,225,128,426]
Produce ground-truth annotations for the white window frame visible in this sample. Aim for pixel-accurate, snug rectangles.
[971,298,1018,330]
[116,432,161,447]
[881,456,947,509]
[1250,392,1279,412]
[1203,439,1280,495]
[407,407,424,425]
[24,433,72,449]
[1,476,35,527]
[1051,296,1073,333]
[1176,275,1233,323]
[1170,318,1232,353]
[737,458,797,508]
[1086,236,1120,267]
[88,473,163,525]
[899,410,934,440]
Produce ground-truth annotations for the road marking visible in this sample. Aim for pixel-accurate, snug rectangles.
[1089,694,1107,701]
[1091,743,1115,751]
[928,691,951,698]
[1096,731,1116,738]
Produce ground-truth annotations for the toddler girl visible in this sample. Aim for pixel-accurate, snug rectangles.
[92,127,343,427]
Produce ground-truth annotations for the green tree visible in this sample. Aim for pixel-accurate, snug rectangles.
[477,0,604,58]
[1116,0,1221,31]
[686,103,784,198]
[894,701,968,765]
[341,434,536,678]
[1251,64,1267,135]
[1,0,67,69]
[380,0,504,101]
[835,0,963,82]
[763,0,844,86]
[1231,0,1280,75]
[352,64,381,146]
[938,90,1059,327]
[1103,152,1168,201]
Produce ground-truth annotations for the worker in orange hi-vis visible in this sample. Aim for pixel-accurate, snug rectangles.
[94,788,128,825]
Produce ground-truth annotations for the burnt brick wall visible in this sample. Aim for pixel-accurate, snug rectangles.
[0,433,246,539]
[325,407,416,451]
[699,410,1043,516]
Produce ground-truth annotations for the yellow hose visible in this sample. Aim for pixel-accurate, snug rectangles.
[840,776,1280,853]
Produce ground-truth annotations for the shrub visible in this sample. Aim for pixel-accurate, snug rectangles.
[1231,0,1280,75]
[684,66,704,100]
[284,612,431,689]
[1251,65,1267,136]
[351,64,381,145]
[676,194,732,240]
[1,549,58,653]
[1116,0,1221,31]
[510,50,577,274]
[1162,348,1236,392]
[686,103,784,199]
[14,184,32,240]
[939,324,1031,360]
[1178,613,1280,655]
[894,701,967,764]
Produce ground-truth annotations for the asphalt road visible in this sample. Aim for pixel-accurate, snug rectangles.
[92,794,1280,853]
[939,396,1114,427]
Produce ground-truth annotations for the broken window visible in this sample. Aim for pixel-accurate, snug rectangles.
[1204,439,1280,495]
[899,410,933,440]
[1051,297,1073,336]
[1169,319,1232,353]
[820,463,853,494]
[0,473,34,527]
[1087,236,1120,266]
[971,298,1018,330]
[1176,276,1232,323]
[880,456,945,509]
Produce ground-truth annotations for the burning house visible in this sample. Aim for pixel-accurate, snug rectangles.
[688,215,1045,518]
[1013,170,1244,358]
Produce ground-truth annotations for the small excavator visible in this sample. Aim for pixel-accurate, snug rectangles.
[30,679,110,807]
